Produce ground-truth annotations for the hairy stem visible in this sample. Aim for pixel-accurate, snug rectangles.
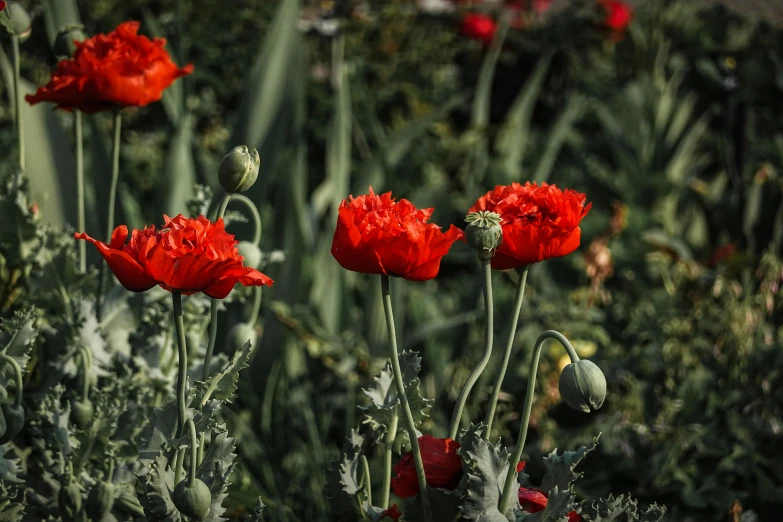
[75,111,86,272]
[187,418,198,487]
[381,405,399,509]
[97,110,122,320]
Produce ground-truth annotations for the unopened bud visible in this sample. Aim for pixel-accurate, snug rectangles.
[464,211,502,259]
[558,359,606,413]
[4,2,32,41]
[53,24,87,59]
[218,145,260,193]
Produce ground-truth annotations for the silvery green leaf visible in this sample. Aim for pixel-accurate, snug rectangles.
[458,424,514,521]
[190,340,254,407]
[197,430,238,522]
[0,308,38,376]
[139,454,181,522]
[137,401,179,467]
[579,494,666,522]
[540,435,600,493]
[326,429,364,520]
[515,487,574,522]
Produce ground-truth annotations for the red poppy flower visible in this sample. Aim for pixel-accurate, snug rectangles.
[26,21,192,113]
[380,504,402,521]
[75,214,273,299]
[331,189,462,281]
[461,13,497,45]
[469,182,591,270]
[516,460,527,473]
[519,487,582,522]
[391,436,463,498]
[0,2,6,12]
[598,0,632,39]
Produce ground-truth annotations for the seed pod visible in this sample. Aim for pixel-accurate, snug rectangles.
[53,24,87,59]
[0,403,24,444]
[218,145,260,193]
[237,241,263,270]
[86,480,115,521]
[558,359,606,413]
[464,211,503,259]
[4,2,32,41]
[71,399,94,428]
[59,476,83,522]
[226,322,257,352]
[173,478,211,520]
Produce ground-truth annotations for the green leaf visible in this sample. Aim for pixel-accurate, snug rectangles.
[0,452,23,484]
[326,429,364,520]
[197,430,238,522]
[162,113,197,217]
[241,498,266,522]
[515,487,574,522]
[539,435,600,493]
[190,340,254,407]
[140,454,181,522]
[458,424,514,521]
[580,494,666,522]
[137,401,179,465]
[0,308,37,375]
[472,13,509,129]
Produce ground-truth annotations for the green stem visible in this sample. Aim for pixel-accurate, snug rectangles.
[197,432,205,468]
[498,330,580,513]
[381,275,432,522]
[229,194,263,246]
[75,111,86,272]
[77,345,92,401]
[361,454,372,507]
[186,418,198,487]
[11,35,24,171]
[97,110,122,321]
[484,266,529,437]
[381,405,398,509]
[448,258,494,440]
[0,354,23,408]
[202,192,231,382]
[172,291,188,441]
[106,458,115,482]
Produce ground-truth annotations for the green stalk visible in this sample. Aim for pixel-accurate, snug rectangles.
[361,454,372,507]
[97,110,123,320]
[381,275,432,522]
[202,192,231,382]
[186,418,198,487]
[448,258,494,439]
[230,194,264,323]
[75,111,86,272]
[77,345,92,401]
[11,35,24,170]
[380,404,398,509]
[497,330,580,513]
[172,291,188,482]
[0,354,23,408]
[484,266,529,437]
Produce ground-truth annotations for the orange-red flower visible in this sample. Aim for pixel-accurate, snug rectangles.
[461,13,497,45]
[469,182,591,270]
[519,487,582,522]
[391,436,463,498]
[598,0,632,40]
[75,215,273,299]
[331,189,462,281]
[0,2,6,12]
[26,21,192,113]
[379,504,402,521]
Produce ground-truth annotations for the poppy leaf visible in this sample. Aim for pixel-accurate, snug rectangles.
[458,424,515,521]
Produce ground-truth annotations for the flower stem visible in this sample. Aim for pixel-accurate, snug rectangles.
[75,111,86,272]
[11,35,24,171]
[484,266,529,438]
[448,258,494,440]
[381,405,399,509]
[172,291,188,449]
[361,454,372,506]
[229,194,263,246]
[0,354,23,408]
[186,418,198,487]
[96,110,122,321]
[498,330,580,514]
[380,275,432,522]
[77,345,92,401]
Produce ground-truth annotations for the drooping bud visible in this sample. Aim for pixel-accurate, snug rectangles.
[237,241,263,270]
[71,398,94,428]
[0,403,24,444]
[464,211,503,259]
[58,474,83,522]
[218,145,260,193]
[558,359,606,413]
[86,480,116,521]
[3,2,32,41]
[53,24,87,59]
[173,478,211,520]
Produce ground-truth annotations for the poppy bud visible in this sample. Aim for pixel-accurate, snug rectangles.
[86,480,116,521]
[226,322,257,353]
[464,211,503,259]
[218,145,260,193]
[71,398,94,428]
[59,475,83,522]
[237,241,263,270]
[4,2,32,41]
[0,403,24,444]
[53,24,87,59]
[173,478,211,519]
[558,359,606,413]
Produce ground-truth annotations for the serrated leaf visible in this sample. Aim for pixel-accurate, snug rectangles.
[539,435,600,493]
[515,487,574,522]
[580,494,666,522]
[138,401,179,466]
[197,430,238,522]
[0,502,24,522]
[0,308,37,375]
[458,424,514,521]
[166,400,223,449]
[140,453,181,522]
[191,340,254,407]
[326,429,365,520]
[0,452,23,484]
[242,498,266,522]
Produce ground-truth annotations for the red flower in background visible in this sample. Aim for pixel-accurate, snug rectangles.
[519,487,582,522]
[461,13,497,45]
[598,0,632,40]
[331,189,463,281]
[469,182,591,270]
[26,21,192,113]
[0,2,6,12]
[380,504,402,521]
[76,215,273,299]
[391,436,463,498]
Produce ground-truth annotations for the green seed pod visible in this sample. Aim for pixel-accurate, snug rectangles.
[558,359,607,413]
[86,480,115,521]
[226,322,257,352]
[218,145,260,193]
[237,241,263,269]
[53,24,87,59]
[464,211,503,259]
[4,2,32,41]
[173,478,211,520]
[0,403,24,443]
[71,399,94,428]
[59,476,83,522]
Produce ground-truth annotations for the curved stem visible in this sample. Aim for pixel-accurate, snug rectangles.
[484,266,529,437]
[361,454,372,507]
[106,458,115,482]
[186,418,198,487]
[75,111,85,272]
[97,110,122,321]
[77,346,92,401]
[12,35,24,171]
[498,330,580,514]
[0,354,23,408]
[228,194,263,246]
[380,405,398,509]
[448,258,494,439]
[381,275,432,522]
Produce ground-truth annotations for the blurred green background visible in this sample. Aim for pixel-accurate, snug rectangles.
[2,0,783,520]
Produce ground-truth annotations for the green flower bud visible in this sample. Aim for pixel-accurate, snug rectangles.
[86,481,116,521]
[4,2,32,41]
[226,322,257,352]
[464,211,502,259]
[71,398,94,428]
[173,478,211,520]
[558,359,606,413]
[53,24,87,59]
[218,145,260,193]
[59,476,83,522]
[0,403,24,444]
[237,241,263,269]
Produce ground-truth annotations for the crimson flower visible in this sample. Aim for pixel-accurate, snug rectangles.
[0,2,6,11]
[26,21,192,113]
[331,189,462,281]
[598,0,632,40]
[379,504,402,521]
[516,460,527,473]
[461,13,497,45]
[519,488,582,522]
[469,182,591,270]
[75,215,273,299]
[391,436,463,498]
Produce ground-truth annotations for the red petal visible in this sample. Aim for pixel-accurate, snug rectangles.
[75,231,156,292]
